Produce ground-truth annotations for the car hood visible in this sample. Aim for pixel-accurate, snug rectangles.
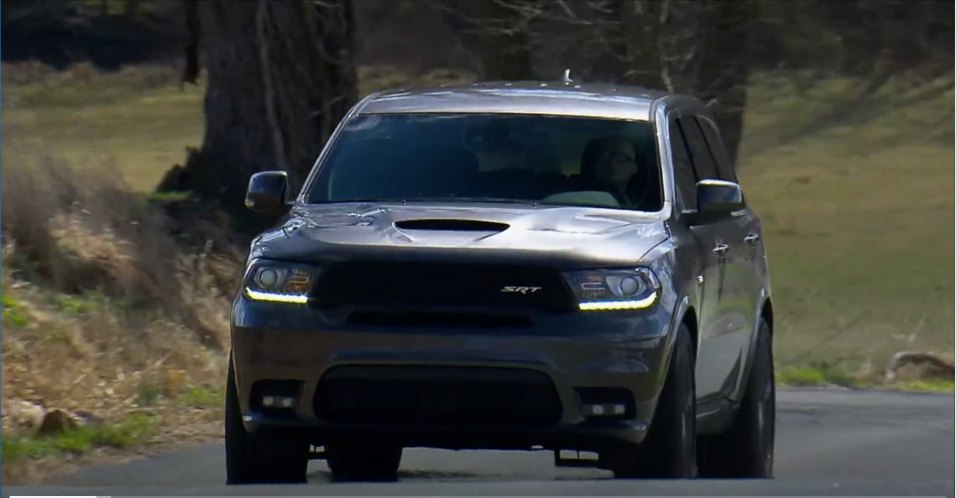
[250,202,669,268]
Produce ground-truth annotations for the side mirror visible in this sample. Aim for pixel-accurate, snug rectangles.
[697,179,744,214]
[245,171,289,214]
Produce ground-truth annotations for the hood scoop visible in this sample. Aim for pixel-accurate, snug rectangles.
[394,219,510,233]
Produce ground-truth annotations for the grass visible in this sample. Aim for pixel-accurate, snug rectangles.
[739,73,955,377]
[2,62,206,192]
[2,293,29,327]
[135,377,162,407]
[0,63,473,192]
[777,364,868,389]
[1,413,159,462]
[181,386,224,409]
[1,63,952,390]
[894,378,956,393]
[778,364,954,392]
[777,366,831,386]
[52,292,102,315]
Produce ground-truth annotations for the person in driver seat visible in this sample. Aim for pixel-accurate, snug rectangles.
[580,135,659,210]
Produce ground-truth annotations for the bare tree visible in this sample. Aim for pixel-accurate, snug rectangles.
[435,0,755,168]
[655,0,754,166]
[439,0,540,80]
[159,0,358,228]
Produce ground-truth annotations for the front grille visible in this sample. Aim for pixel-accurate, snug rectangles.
[310,261,573,312]
[347,310,533,329]
[313,366,563,427]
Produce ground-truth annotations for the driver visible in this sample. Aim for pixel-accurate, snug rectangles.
[580,135,655,208]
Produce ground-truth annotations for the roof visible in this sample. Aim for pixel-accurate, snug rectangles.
[358,81,673,121]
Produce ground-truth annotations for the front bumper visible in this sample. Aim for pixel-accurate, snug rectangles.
[230,297,676,450]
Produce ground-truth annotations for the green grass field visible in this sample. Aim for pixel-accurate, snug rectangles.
[2,63,953,382]
[739,75,954,378]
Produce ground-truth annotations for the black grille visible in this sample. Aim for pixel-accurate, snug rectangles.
[311,261,573,311]
[347,310,533,329]
[313,366,563,427]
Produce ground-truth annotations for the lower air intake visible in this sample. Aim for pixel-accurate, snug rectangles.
[314,366,562,427]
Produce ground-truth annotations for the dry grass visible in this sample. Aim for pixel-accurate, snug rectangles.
[0,153,242,483]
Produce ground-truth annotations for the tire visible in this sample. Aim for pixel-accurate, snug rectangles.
[325,443,403,482]
[697,319,775,478]
[608,323,697,478]
[225,361,309,484]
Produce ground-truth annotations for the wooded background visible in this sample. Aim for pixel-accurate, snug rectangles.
[2,0,953,222]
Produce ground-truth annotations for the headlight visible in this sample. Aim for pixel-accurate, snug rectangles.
[564,267,660,311]
[243,259,317,304]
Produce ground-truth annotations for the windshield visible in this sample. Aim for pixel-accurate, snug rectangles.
[305,113,663,211]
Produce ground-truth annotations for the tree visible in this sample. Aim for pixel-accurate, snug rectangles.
[158,0,358,228]
[654,0,754,167]
[438,0,755,168]
[439,0,540,80]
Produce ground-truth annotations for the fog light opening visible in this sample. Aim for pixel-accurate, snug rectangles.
[575,387,636,419]
[250,379,304,415]
[582,403,627,417]
[262,395,296,409]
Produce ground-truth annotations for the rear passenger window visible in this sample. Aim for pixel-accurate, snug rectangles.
[677,117,718,180]
[697,117,736,182]
[669,120,698,211]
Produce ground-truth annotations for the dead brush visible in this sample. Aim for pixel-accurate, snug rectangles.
[1,154,237,350]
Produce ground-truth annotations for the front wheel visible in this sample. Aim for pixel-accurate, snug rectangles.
[325,443,403,482]
[607,323,697,478]
[698,319,775,478]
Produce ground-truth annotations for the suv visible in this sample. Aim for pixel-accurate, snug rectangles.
[225,82,775,484]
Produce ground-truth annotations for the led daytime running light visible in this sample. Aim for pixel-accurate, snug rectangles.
[245,288,309,304]
[579,291,658,311]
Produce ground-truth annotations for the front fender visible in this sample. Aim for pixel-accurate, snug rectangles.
[730,289,772,403]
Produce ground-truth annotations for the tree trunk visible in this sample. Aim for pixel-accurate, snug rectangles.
[692,0,753,167]
[595,0,669,89]
[656,0,753,168]
[565,0,753,167]
[158,0,357,229]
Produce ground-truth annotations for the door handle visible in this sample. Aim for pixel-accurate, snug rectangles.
[712,243,729,255]
[744,233,761,245]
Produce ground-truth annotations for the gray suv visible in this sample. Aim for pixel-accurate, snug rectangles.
[226,81,775,483]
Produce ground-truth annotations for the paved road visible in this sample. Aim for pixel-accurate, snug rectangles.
[6,389,954,496]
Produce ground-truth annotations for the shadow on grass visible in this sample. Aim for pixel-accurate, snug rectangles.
[743,75,955,157]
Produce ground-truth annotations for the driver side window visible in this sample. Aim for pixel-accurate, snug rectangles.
[669,120,699,212]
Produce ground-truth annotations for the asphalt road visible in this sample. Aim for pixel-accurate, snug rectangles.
[6,389,954,496]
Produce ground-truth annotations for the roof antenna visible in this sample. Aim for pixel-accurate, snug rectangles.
[561,68,574,86]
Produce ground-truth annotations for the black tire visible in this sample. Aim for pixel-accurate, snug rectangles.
[325,443,403,482]
[225,361,309,484]
[608,323,697,478]
[697,320,775,478]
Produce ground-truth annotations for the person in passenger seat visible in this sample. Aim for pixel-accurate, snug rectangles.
[580,135,658,210]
